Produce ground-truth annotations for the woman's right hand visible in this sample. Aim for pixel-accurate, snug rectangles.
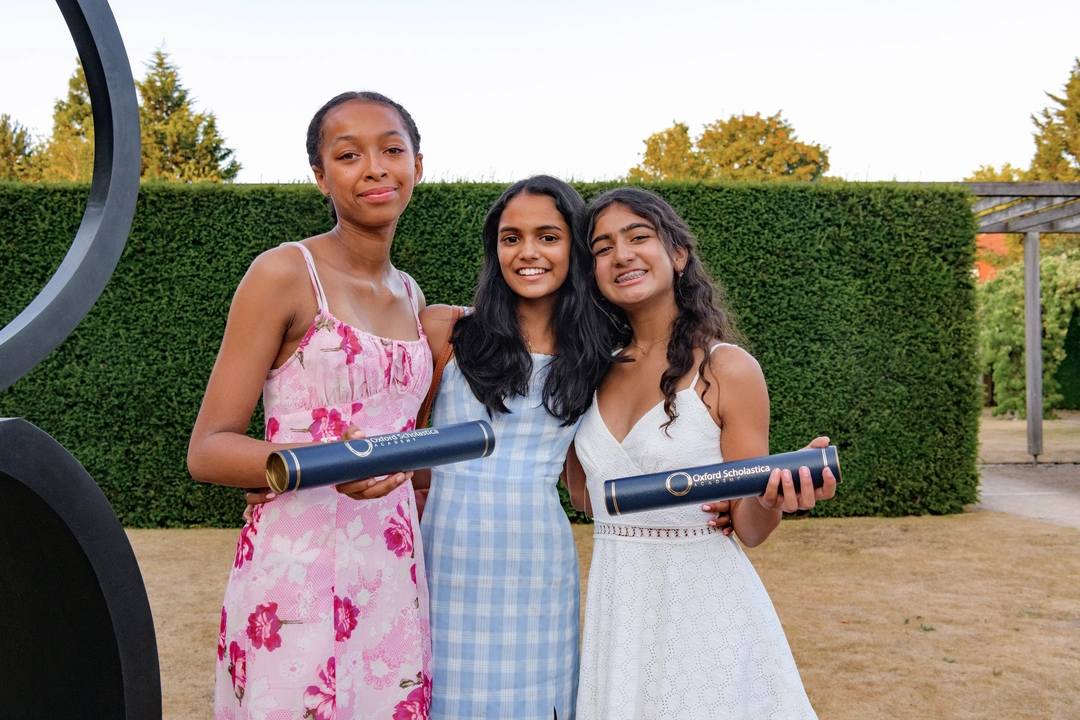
[240,425,408,523]
[243,487,275,523]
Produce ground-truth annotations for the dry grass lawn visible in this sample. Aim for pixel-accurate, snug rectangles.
[129,511,1080,720]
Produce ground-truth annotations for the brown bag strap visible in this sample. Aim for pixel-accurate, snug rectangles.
[417,306,464,428]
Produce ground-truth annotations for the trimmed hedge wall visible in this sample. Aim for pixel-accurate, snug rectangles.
[0,182,981,527]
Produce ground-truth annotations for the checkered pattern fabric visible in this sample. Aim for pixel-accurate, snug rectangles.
[421,356,580,720]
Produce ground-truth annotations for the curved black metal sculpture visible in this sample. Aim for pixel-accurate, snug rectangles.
[0,0,141,392]
[0,1,160,716]
[0,419,161,717]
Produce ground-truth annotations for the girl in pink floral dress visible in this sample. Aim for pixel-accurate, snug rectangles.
[189,92,432,719]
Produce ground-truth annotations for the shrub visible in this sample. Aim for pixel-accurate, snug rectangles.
[978,251,1080,418]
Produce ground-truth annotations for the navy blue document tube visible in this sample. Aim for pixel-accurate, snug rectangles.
[604,446,841,516]
[266,420,495,493]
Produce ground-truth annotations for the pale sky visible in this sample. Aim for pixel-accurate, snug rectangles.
[3,0,1078,184]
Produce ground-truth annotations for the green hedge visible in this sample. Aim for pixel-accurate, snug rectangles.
[0,182,981,527]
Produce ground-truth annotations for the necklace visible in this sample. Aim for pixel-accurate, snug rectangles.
[522,330,550,355]
[630,334,669,352]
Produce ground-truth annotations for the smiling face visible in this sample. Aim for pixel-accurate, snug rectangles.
[590,203,687,311]
[312,100,423,228]
[496,192,572,302]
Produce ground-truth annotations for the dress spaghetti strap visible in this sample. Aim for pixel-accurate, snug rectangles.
[286,242,329,313]
[689,342,737,387]
[397,271,427,338]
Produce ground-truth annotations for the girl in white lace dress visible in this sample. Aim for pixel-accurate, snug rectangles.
[569,188,836,720]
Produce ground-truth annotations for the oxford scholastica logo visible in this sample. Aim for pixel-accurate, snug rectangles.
[665,471,694,497]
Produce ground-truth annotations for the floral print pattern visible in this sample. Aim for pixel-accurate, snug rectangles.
[234,522,256,569]
[214,246,431,719]
[246,602,283,651]
[304,657,337,720]
[229,641,246,702]
[334,596,358,642]
[393,673,431,720]
[383,499,414,558]
[309,407,348,443]
[218,608,228,662]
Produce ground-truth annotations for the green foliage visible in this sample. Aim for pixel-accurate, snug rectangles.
[39,61,95,183]
[137,50,241,182]
[0,114,40,181]
[627,122,706,182]
[629,112,829,182]
[1053,307,1080,409]
[966,164,1026,182]
[0,182,980,526]
[979,252,1080,418]
[1,51,239,184]
[557,482,591,525]
[969,57,1080,184]
[1029,57,1080,182]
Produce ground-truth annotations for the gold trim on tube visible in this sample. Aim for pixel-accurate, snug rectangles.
[830,446,843,484]
[610,481,620,516]
[285,448,302,492]
[479,422,490,457]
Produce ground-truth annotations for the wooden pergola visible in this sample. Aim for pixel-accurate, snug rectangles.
[965,182,1080,463]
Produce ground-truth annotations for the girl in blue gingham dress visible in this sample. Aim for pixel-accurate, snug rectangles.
[418,176,612,720]
[423,356,580,718]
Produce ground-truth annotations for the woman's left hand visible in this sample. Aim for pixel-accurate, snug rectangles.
[701,500,733,535]
[756,436,837,513]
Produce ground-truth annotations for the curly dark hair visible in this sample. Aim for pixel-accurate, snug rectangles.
[305,91,421,223]
[586,187,744,431]
[452,176,613,425]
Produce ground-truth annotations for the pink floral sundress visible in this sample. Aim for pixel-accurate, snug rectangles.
[215,242,433,720]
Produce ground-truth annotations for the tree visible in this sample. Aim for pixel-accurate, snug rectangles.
[39,61,95,182]
[967,59,1080,270]
[1028,57,1080,182]
[0,114,40,181]
[966,163,1025,182]
[629,112,829,182]
[627,122,706,181]
[136,49,240,182]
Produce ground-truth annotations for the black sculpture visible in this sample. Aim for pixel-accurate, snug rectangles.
[0,0,140,391]
[0,0,160,717]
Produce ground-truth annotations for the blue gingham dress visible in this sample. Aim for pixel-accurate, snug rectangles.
[421,354,581,720]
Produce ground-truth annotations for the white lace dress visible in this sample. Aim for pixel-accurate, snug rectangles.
[575,352,817,720]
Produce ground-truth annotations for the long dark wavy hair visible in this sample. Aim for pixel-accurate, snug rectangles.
[305,91,421,223]
[452,176,613,425]
[587,187,744,431]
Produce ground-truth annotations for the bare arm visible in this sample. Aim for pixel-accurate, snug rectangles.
[419,303,458,360]
[561,442,592,517]
[187,248,317,488]
[407,303,461,494]
[707,346,785,548]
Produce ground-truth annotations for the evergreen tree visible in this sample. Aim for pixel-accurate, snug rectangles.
[136,49,240,182]
[1028,57,1080,182]
[967,58,1080,270]
[39,61,95,182]
[629,112,829,182]
[0,114,41,181]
